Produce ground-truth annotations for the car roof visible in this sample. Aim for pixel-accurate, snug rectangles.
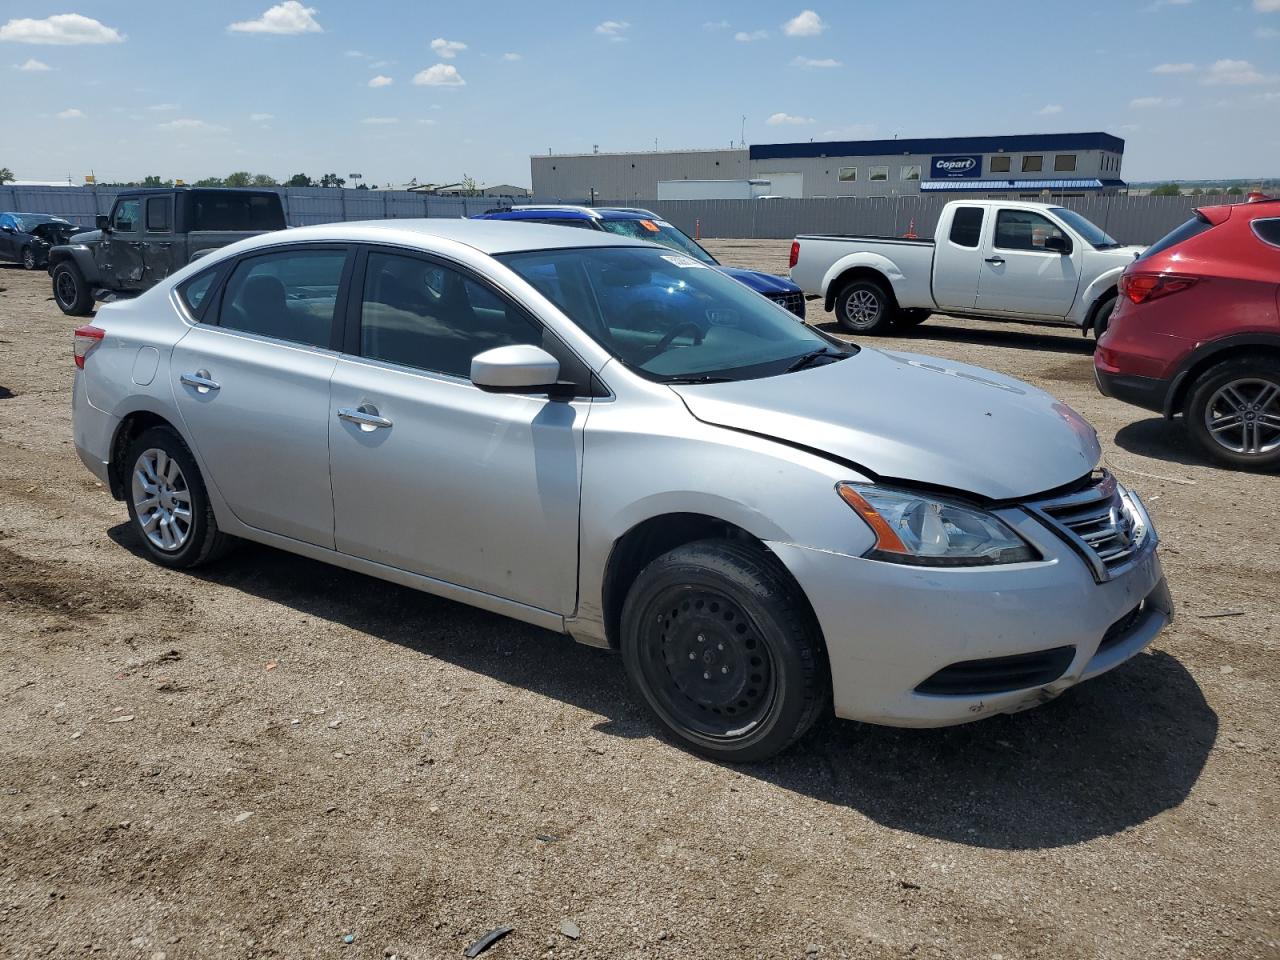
[238,218,658,256]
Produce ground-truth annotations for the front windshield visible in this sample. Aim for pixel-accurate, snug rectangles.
[596,218,717,265]
[498,246,847,382]
[1050,207,1119,248]
[14,215,67,232]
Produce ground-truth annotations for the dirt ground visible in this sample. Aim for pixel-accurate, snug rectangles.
[0,242,1276,960]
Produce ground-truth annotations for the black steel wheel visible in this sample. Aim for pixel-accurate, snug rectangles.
[620,539,830,762]
[52,262,94,316]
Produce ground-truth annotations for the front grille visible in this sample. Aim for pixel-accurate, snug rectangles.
[767,290,807,319]
[915,646,1075,696]
[1024,470,1148,582]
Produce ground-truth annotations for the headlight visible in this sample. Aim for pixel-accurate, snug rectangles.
[837,483,1037,567]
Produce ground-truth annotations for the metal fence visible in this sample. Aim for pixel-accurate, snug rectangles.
[0,184,1244,245]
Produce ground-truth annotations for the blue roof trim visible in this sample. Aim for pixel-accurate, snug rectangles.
[919,178,1123,192]
[751,132,1125,162]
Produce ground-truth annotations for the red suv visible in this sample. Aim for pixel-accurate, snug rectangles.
[1095,198,1280,469]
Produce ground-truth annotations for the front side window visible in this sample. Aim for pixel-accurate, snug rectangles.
[596,218,716,263]
[1022,155,1043,173]
[1054,154,1077,172]
[900,165,921,181]
[990,156,1011,173]
[869,166,889,182]
[994,209,1066,251]
[838,166,857,182]
[1049,207,1118,248]
[113,200,141,233]
[217,249,347,347]
[146,197,172,232]
[359,251,543,378]
[498,246,847,383]
[949,207,984,248]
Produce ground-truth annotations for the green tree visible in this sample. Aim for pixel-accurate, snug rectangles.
[193,176,225,187]
[224,171,252,188]
[1190,188,1204,196]
[286,173,313,187]
[1226,186,1244,196]
[319,173,346,188]
[0,167,13,185]
[1149,183,1181,197]
[141,175,173,187]
[460,173,480,196]
[251,173,278,187]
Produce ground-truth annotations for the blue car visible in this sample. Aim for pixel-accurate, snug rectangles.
[472,205,807,320]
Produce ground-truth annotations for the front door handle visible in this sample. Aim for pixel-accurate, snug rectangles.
[338,404,393,431]
[180,370,220,394]
[985,256,1006,265]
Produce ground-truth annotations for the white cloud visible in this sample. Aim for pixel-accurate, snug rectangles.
[415,117,437,125]
[1256,26,1280,37]
[413,63,465,86]
[594,20,630,40]
[1152,62,1196,74]
[250,112,274,122]
[56,108,85,120]
[148,103,179,111]
[368,74,393,87]
[228,2,322,35]
[1129,96,1182,108]
[766,111,814,126]
[703,20,730,30]
[1256,0,1280,11]
[1202,58,1270,85]
[782,10,826,37]
[14,57,52,71]
[430,38,467,59]
[1037,104,1064,115]
[0,14,123,45]
[362,116,399,125]
[370,59,393,68]
[158,118,228,132]
[792,56,840,67]
[1143,0,1192,9]
[735,30,768,42]
[501,52,522,61]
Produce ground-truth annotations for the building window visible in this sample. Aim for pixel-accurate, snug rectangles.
[1055,154,1077,172]
[1022,155,1043,173]
[900,164,921,181]
[838,166,857,182]
[869,165,888,182]
[990,155,1011,173]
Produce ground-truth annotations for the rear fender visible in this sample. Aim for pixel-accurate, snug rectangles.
[821,252,904,310]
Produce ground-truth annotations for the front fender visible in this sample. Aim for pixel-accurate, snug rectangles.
[1075,265,1126,327]
[48,244,102,285]
[820,251,905,307]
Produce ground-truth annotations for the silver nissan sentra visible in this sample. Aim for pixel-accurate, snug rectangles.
[71,220,1172,761]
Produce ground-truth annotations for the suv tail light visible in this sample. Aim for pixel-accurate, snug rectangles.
[73,325,105,368]
[788,240,800,269]
[1118,272,1199,305]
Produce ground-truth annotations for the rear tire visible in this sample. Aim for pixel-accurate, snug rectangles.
[620,539,830,762]
[52,262,94,316]
[21,246,37,270]
[123,426,235,568]
[1184,357,1280,471]
[834,278,896,335]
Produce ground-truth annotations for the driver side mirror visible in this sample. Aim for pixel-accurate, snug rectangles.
[1044,234,1071,254]
[96,215,111,232]
[470,344,562,395]
[0,225,13,234]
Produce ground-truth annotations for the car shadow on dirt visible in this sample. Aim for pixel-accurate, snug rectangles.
[1114,417,1217,469]
[110,526,1217,853]
[816,320,1097,357]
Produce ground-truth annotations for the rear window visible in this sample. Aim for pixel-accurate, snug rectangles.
[1138,215,1214,261]
[1251,217,1280,248]
[191,192,283,231]
[948,207,984,248]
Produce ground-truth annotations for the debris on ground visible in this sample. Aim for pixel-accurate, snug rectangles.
[559,920,581,940]
[464,926,513,957]
[1198,609,1245,619]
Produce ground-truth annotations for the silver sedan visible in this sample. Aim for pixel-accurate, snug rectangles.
[71,220,1172,761]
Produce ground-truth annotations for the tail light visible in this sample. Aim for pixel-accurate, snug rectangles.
[73,325,105,368]
[1118,272,1199,305]
[788,240,800,269]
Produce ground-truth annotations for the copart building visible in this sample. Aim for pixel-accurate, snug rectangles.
[531,132,1127,203]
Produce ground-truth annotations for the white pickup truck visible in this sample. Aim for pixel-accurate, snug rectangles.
[788,199,1145,336]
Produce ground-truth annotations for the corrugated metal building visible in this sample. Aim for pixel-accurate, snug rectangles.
[532,133,1127,203]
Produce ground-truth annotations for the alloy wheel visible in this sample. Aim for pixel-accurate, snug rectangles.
[1203,377,1280,457]
[843,289,882,329]
[131,448,194,551]
[22,248,36,270]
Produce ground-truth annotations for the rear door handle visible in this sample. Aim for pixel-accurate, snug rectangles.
[985,256,1005,265]
[179,370,220,394]
[338,405,393,431]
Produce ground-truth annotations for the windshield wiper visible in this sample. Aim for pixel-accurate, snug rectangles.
[785,348,846,373]
[662,374,736,385]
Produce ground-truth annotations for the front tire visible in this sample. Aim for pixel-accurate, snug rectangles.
[52,262,94,316]
[834,278,896,335]
[1091,293,1117,338]
[620,539,830,762]
[1184,357,1280,470]
[123,426,235,568]
[21,246,37,270]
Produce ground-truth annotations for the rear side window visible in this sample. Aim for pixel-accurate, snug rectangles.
[1137,215,1214,261]
[146,197,172,232]
[1251,218,1280,248]
[177,268,219,318]
[949,207,984,248]
[217,249,347,347]
[192,192,282,231]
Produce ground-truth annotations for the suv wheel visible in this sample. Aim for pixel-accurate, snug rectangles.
[21,246,37,270]
[124,426,235,568]
[1185,357,1280,470]
[834,279,896,335]
[620,539,830,762]
[52,262,94,316]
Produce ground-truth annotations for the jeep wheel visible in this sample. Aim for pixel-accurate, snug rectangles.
[52,262,94,317]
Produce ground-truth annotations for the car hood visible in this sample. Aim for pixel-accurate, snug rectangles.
[66,229,102,244]
[670,348,1100,501]
[716,265,801,294]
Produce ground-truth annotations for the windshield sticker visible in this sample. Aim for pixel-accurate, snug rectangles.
[638,220,660,233]
[660,254,707,269]
[656,220,674,228]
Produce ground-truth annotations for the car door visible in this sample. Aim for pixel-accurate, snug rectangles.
[930,205,985,312]
[171,245,353,548]
[328,247,591,614]
[974,208,1080,318]
[0,214,19,261]
[142,195,177,282]
[100,197,147,289]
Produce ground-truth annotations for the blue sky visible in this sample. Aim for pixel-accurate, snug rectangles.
[3,1,1279,186]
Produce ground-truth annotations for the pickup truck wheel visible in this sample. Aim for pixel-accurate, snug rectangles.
[835,279,896,334]
[1184,358,1280,471]
[897,309,931,329]
[620,539,830,763]
[52,262,94,317]
[1091,293,1117,338]
[21,246,37,270]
